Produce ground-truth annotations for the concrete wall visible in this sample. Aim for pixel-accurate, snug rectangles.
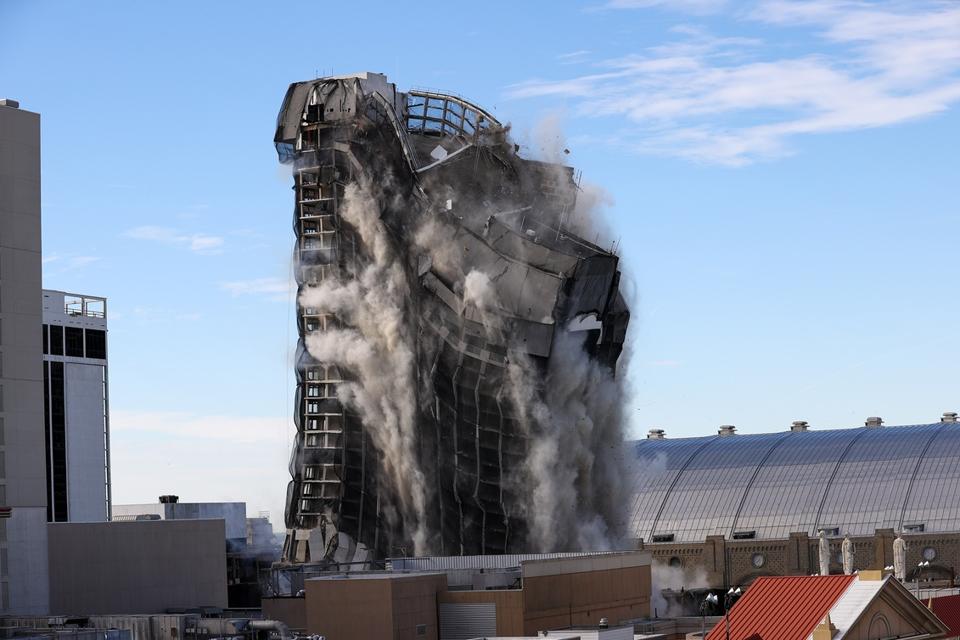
[305,573,445,640]
[47,519,228,614]
[522,556,651,634]
[0,100,50,614]
[64,362,108,521]
[262,597,307,633]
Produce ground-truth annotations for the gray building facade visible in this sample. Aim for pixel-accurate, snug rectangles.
[0,98,50,613]
[41,289,109,523]
[47,519,228,614]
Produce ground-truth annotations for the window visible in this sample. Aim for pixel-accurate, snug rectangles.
[49,325,63,356]
[307,385,320,397]
[42,324,48,354]
[416,624,426,637]
[652,534,675,543]
[65,327,84,357]
[85,329,106,359]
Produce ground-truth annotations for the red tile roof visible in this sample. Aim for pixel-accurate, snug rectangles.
[705,575,856,640]
[931,594,960,637]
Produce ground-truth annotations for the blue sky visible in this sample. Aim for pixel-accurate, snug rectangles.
[2,1,958,527]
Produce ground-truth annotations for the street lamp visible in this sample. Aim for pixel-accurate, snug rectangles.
[725,587,741,640]
[700,592,719,639]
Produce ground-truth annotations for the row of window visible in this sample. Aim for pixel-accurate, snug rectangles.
[42,324,106,359]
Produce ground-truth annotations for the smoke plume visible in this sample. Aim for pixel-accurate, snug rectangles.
[300,180,430,554]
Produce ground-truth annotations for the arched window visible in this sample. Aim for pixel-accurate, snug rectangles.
[868,613,890,639]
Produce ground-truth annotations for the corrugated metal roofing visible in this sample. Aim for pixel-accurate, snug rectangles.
[705,575,855,640]
[930,594,960,637]
[630,421,960,542]
[388,550,619,571]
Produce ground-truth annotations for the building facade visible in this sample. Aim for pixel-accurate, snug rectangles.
[265,551,651,640]
[41,289,109,523]
[0,98,50,613]
[47,519,228,614]
[631,415,960,591]
[274,72,629,563]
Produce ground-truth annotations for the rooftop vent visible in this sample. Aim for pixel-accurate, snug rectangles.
[790,420,809,432]
[647,428,666,440]
[942,412,958,423]
[865,417,883,427]
[718,425,737,436]
[0,98,20,109]
[159,494,179,504]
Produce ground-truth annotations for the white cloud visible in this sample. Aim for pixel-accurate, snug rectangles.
[42,253,102,272]
[124,225,224,254]
[110,410,290,530]
[221,276,293,302]
[508,1,960,165]
[112,409,288,444]
[558,50,592,64]
[650,359,683,367]
[603,0,727,14]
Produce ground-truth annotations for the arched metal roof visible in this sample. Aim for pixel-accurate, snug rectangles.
[630,422,960,543]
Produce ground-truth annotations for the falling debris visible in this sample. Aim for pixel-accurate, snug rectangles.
[274,72,630,564]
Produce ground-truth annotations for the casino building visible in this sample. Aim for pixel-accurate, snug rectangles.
[630,414,960,590]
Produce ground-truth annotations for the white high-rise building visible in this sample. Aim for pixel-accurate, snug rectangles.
[0,98,50,613]
[41,290,109,523]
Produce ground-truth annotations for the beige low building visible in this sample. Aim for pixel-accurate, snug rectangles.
[266,551,651,640]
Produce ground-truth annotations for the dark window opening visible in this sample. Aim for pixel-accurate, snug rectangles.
[50,361,68,521]
[85,329,106,359]
[733,530,757,540]
[49,325,64,356]
[306,104,324,123]
[652,533,675,543]
[65,327,84,357]
[43,362,52,522]
[904,523,925,533]
[42,324,48,355]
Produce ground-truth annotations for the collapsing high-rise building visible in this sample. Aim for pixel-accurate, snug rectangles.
[274,72,630,564]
